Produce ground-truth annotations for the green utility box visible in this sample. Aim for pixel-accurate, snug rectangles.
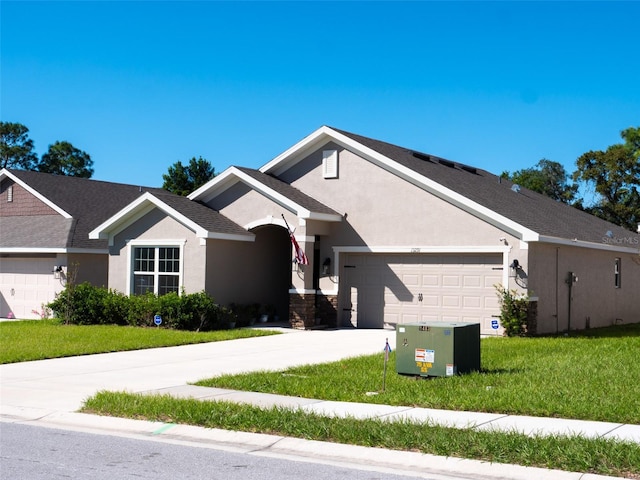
[396,322,480,377]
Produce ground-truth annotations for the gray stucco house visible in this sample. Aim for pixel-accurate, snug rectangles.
[3,127,639,333]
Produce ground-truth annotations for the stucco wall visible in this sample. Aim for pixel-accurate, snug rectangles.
[281,144,516,248]
[528,242,640,334]
[68,253,108,288]
[108,209,205,295]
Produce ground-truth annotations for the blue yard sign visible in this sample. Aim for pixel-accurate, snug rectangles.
[491,319,499,330]
[154,315,162,326]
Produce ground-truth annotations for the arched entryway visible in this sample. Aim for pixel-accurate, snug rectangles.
[246,224,291,323]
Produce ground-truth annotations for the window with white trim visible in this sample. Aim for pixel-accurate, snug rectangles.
[132,246,181,295]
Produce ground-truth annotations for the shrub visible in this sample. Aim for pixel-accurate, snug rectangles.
[48,282,110,325]
[47,284,227,331]
[126,292,161,327]
[495,285,529,336]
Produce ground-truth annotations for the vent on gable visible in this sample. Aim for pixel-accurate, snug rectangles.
[7,185,13,202]
[322,150,338,179]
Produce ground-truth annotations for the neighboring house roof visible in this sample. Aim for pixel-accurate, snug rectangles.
[89,191,253,244]
[1,169,252,253]
[189,166,342,222]
[1,169,167,252]
[258,126,638,252]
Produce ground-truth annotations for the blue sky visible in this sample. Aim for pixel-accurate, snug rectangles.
[2,1,639,189]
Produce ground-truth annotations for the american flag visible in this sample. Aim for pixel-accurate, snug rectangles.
[288,228,308,265]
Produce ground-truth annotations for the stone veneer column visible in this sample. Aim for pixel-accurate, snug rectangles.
[289,292,316,329]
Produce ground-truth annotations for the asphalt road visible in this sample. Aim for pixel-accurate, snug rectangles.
[0,422,465,480]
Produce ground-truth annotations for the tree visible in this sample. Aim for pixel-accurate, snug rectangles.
[0,121,38,170]
[573,127,640,231]
[162,157,216,196]
[501,159,578,204]
[38,141,94,178]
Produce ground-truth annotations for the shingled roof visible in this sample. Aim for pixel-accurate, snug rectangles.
[1,169,167,250]
[331,127,637,245]
[1,169,250,250]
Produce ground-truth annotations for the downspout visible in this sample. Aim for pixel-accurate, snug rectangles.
[555,247,559,334]
[565,271,577,333]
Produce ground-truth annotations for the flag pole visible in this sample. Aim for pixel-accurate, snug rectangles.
[281,214,292,233]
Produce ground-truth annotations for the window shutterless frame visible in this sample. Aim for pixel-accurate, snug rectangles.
[126,240,186,295]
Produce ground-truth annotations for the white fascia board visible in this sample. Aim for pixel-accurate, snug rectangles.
[0,168,72,219]
[187,168,239,202]
[89,194,156,240]
[333,245,510,254]
[256,130,539,240]
[538,235,640,254]
[0,247,108,254]
[90,192,212,241]
[260,126,335,175]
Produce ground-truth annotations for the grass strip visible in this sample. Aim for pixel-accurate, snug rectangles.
[0,319,279,364]
[82,391,640,478]
[195,324,640,424]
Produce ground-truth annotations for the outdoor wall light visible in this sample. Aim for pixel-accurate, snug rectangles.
[322,257,331,275]
[509,259,520,278]
[53,265,64,280]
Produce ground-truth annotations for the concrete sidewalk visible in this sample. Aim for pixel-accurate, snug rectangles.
[1,327,638,480]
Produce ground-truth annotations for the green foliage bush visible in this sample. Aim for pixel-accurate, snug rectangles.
[48,283,228,331]
[495,285,529,336]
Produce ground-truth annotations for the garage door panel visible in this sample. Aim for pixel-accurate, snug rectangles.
[402,274,420,287]
[0,257,61,319]
[463,275,483,288]
[343,253,503,335]
[442,275,460,287]
[463,296,481,308]
[442,295,461,307]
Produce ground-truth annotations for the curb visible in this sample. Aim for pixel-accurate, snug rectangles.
[0,408,628,480]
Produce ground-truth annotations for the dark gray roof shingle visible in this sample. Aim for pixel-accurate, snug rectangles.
[6,170,165,249]
[5,170,249,249]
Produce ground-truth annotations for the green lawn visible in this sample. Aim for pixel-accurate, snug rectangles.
[0,319,279,364]
[83,391,640,478]
[5,319,640,478]
[195,323,640,424]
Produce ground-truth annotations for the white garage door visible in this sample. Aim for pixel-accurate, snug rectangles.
[0,257,62,319]
[342,253,503,335]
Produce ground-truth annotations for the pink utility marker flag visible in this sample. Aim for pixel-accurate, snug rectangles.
[384,338,392,362]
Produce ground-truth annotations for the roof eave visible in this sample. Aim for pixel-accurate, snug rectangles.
[537,235,640,254]
[0,247,109,255]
